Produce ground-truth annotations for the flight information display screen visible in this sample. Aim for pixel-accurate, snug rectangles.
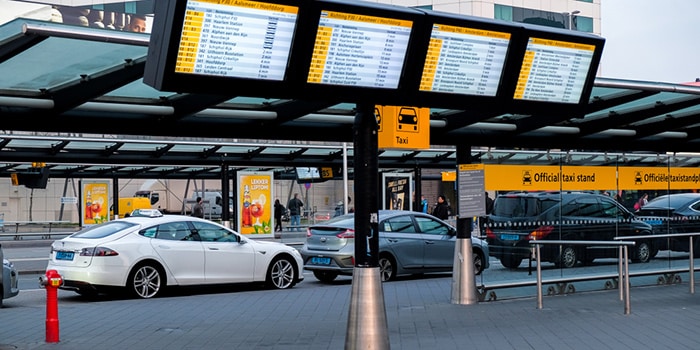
[419,24,510,96]
[514,37,596,104]
[174,0,298,80]
[307,10,413,89]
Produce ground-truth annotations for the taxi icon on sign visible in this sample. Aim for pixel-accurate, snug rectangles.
[397,107,419,133]
[523,170,532,185]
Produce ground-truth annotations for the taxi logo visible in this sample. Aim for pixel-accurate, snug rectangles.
[635,171,642,185]
[523,170,532,185]
[397,107,419,133]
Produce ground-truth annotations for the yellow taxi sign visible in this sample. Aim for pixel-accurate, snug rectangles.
[377,105,430,149]
[10,173,19,186]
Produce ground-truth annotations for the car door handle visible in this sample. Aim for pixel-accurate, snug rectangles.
[424,241,435,244]
[208,247,219,250]
[387,239,399,243]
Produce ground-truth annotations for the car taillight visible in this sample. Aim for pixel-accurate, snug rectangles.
[337,229,355,239]
[529,226,554,240]
[80,247,119,257]
[485,227,496,239]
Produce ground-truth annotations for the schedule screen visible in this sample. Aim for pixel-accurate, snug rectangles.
[514,37,595,104]
[307,10,413,89]
[174,0,298,80]
[420,24,510,96]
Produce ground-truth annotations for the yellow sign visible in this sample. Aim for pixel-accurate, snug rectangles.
[377,105,430,149]
[442,171,456,181]
[320,167,334,179]
[618,167,700,190]
[485,165,617,191]
[10,173,18,186]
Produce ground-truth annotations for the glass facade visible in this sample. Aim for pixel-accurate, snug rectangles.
[494,4,592,32]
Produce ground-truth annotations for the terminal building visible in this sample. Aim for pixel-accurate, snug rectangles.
[0,0,696,227]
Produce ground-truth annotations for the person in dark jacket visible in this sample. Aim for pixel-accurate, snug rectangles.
[274,199,285,232]
[192,197,204,218]
[432,195,451,220]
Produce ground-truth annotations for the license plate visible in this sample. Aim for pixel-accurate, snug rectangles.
[55,251,74,261]
[500,234,520,241]
[311,257,331,265]
[644,219,663,226]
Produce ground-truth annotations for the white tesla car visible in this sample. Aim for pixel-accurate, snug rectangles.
[47,214,304,298]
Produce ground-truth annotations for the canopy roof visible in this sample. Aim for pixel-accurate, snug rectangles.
[2,19,700,179]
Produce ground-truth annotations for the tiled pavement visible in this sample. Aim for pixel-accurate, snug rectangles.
[1,270,700,349]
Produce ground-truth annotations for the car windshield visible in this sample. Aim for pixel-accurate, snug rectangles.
[493,196,558,218]
[71,221,138,239]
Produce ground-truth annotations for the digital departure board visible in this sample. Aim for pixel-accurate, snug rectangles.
[307,10,413,89]
[419,24,510,96]
[175,0,298,80]
[513,37,596,104]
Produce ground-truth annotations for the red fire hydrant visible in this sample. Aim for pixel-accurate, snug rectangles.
[39,269,63,343]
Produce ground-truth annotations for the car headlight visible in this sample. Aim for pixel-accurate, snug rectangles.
[3,258,13,268]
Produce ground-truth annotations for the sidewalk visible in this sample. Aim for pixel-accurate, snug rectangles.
[1,273,699,349]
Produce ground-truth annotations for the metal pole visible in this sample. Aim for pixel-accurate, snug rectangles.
[624,246,631,315]
[618,245,623,301]
[343,142,349,215]
[451,144,479,305]
[345,103,389,350]
[536,243,543,309]
[690,236,695,294]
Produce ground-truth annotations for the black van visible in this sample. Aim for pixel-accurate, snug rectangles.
[484,192,656,268]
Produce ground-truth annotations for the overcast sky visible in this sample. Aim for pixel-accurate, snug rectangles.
[599,0,699,84]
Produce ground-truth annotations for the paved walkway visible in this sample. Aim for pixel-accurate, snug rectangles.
[2,270,700,349]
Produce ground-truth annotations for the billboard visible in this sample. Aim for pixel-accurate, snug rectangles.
[237,171,274,235]
[82,181,110,226]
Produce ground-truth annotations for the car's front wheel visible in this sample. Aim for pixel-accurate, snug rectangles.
[500,256,523,269]
[313,270,338,283]
[266,257,297,289]
[378,254,397,282]
[128,263,164,299]
[555,246,577,268]
[633,240,652,263]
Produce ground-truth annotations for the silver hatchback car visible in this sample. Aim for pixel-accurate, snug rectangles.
[300,210,488,282]
[1,245,20,306]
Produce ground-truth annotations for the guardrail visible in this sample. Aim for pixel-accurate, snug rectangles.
[529,239,636,315]
[0,221,74,240]
[615,232,700,295]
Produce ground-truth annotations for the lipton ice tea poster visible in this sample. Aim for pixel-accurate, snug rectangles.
[82,181,110,226]
[237,172,273,235]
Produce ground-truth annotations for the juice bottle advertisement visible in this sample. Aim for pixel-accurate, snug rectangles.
[83,182,110,225]
[237,173,273,234]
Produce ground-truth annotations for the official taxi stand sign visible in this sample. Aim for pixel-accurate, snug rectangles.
[376,105,430,149]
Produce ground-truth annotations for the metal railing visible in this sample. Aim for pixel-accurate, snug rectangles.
[529,239,636,315]
[614,232,700,294]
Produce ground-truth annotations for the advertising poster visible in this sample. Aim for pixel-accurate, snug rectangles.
[382,173,412,211]
[81,181,110,226]
[237,172,273,235]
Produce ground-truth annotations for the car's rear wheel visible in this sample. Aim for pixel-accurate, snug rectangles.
[378,254,397,282]
[633,240,652,263]
[500,256,523,269]
[473,250,485,275]
[313,270,338,283]
[266,257,297,289]
[128,263,163,299]
[555,246,577,268]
